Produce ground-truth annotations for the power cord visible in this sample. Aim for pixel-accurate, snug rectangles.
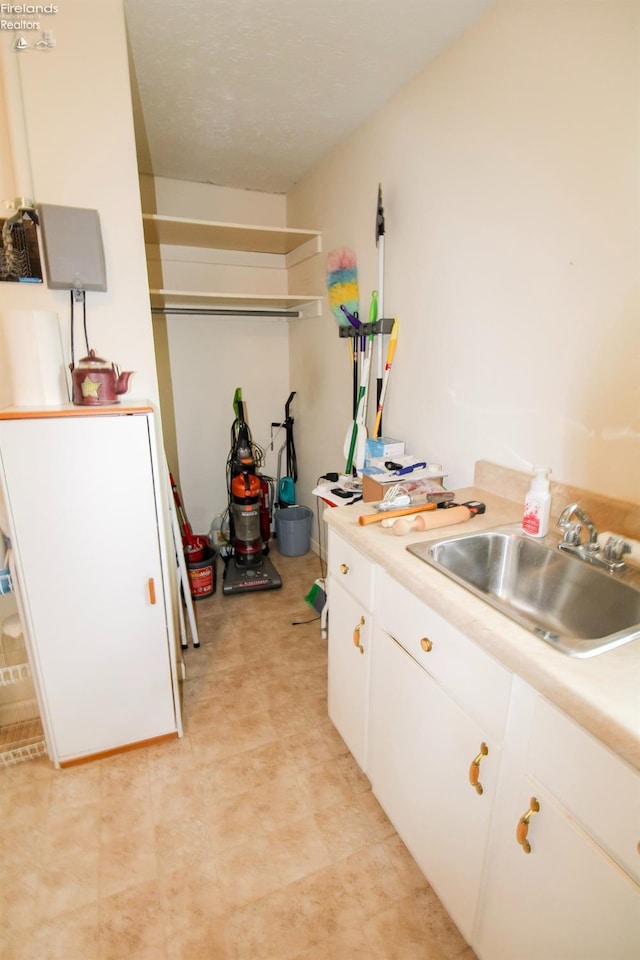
[291,613,320,626]
[69,289,89,372]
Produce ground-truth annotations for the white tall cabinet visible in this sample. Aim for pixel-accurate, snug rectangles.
[0,404,182,767]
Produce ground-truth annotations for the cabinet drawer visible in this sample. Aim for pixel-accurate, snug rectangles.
[528,696,640,884]
[377,569,511,742]
[328,529,374,608]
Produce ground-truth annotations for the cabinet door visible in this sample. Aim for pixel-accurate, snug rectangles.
[475,776,640,960]
[327,577,371,771]
[0,414,177,761]
[369,628,500,944]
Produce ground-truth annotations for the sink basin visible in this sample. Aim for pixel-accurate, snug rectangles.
[407,525,640,657]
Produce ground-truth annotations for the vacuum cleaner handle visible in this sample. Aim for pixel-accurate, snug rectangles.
[285,391,296,419]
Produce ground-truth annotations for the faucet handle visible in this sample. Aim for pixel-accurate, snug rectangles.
[557,502,599,546]
[562,521,583,546]
[602,536,631,564]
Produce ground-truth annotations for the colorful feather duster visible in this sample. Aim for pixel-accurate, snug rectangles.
[326,247,359,326]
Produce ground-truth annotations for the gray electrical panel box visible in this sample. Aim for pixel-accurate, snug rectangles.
[38,204,107,291]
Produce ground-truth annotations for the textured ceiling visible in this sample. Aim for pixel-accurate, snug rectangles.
[124,0,493,194]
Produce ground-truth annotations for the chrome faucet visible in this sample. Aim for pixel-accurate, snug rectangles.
[558,503,599,549]
[557,503,630,573]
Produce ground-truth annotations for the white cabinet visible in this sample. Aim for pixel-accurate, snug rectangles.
[0,406,181,766]
[325,523,640,958]
[327,529,375,771]
[369,569,512,944]
[142,213,323,317]
[475,679,640,960]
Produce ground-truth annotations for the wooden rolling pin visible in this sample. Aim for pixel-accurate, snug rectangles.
[391,501,486,536]
[358,501,437,526]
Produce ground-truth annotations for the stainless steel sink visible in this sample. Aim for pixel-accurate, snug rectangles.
[407,525,640,657]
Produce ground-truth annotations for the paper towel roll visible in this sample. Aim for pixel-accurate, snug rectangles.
[0,309,69,405]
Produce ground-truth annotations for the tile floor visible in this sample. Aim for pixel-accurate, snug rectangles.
[0,546,476,960]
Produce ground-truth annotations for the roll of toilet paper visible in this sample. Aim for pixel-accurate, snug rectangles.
[0,309,69,405]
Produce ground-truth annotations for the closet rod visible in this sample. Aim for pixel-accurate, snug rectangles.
[151,307,301,318]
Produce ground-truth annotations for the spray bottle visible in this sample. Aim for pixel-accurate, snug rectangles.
[522,467,551,538]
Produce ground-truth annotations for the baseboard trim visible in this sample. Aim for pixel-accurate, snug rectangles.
[59,731,178,768]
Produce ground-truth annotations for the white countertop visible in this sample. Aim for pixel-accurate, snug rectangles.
[324,487,640,772]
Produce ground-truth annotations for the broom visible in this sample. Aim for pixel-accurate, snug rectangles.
[375,184,386,435]
[305,578,327,615]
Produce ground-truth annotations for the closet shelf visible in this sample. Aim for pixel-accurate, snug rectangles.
[143,214,321,257]
[144,212,323,318]
[149,289,322,319]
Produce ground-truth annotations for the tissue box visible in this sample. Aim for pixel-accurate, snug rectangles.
[365,437,405,461]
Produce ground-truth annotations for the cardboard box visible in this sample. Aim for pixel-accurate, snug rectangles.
[362,471,445,503]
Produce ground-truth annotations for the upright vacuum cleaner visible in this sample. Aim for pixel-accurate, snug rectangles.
[222,393,282,596]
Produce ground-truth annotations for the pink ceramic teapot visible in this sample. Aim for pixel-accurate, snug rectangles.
[71,349,134,406]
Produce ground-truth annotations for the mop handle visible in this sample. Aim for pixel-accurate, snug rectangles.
[169,472,193,538]
[373,318,398,438]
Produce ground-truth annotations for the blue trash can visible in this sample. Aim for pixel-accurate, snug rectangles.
[275,506,313,556]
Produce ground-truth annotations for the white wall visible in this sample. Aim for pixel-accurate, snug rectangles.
[5,0,635,552]
[288,0,640,508]
[140,175,287,226]
[143,176,293,534]
[166,314,290,535]
[0,0,158,407]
